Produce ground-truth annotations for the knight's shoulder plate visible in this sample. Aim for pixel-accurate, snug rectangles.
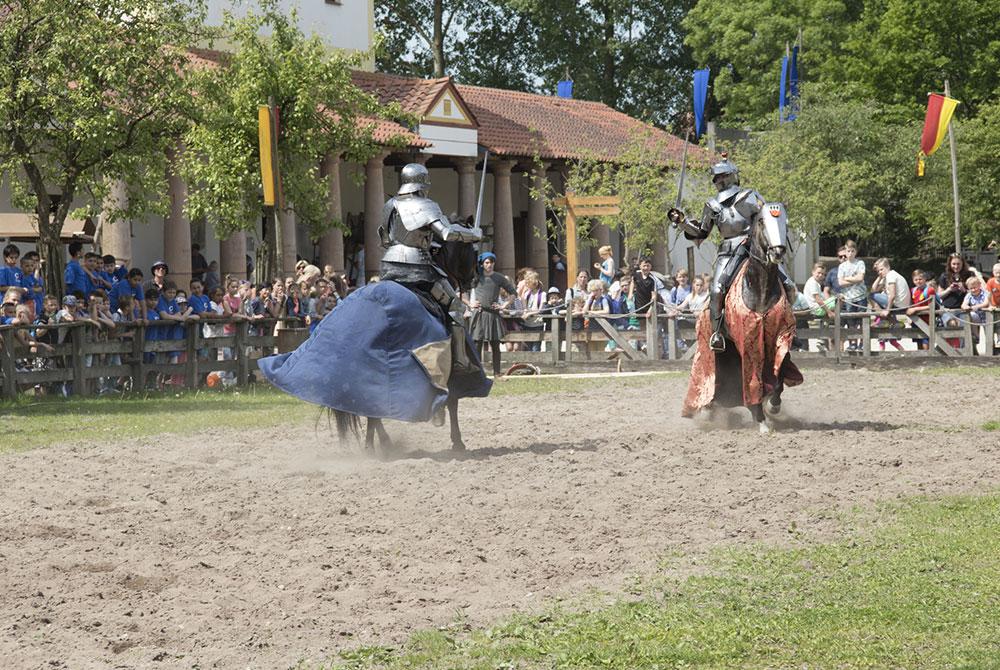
[733,189,765,218]
[393,195,445,231]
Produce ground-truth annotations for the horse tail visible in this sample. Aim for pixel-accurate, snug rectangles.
[330,408,361,441]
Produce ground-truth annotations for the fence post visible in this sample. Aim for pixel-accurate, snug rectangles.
[834,297,842,363]
[236,321,250,385]
[549,315,560,366]
[963,318,974,357]
[71,325,89,397]
[646,300,660,361]
[185,321,199,389]
[565,307,573,364]
[929,300,937,355]
[131,323,146,391]
[666,316,677,360]
[1,329,17,399]
[861,311,872,356]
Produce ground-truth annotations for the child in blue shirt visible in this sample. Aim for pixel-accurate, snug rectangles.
[20,252,43,318]
[592,245,615,286]
[0,243,24,295]
[64,241,89,298]
[143,288,163,364]
[187,279,212,315]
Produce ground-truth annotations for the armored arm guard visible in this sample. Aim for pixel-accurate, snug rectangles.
[431,219,482,243]
[669,202,718,240]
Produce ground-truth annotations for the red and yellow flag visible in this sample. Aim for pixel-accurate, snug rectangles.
[917,93,959,177]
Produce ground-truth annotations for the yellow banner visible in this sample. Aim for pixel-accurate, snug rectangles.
[930,96,959,156]
[258,105,275,206]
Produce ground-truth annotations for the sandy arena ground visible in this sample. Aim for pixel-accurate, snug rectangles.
[2,367,999,669]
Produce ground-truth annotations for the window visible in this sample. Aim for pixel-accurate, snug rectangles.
[443,99,452,116]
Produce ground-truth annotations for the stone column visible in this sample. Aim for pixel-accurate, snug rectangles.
[318,153,345,272]
[492,159,516,279]
[165,147,192,289]
[528,162,550,287]
[455,157,477,222]
[100,180,132,266]
[219,232,247,281]
[364,150,390,279]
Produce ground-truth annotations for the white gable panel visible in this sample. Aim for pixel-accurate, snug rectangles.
[426,91,473,125]
[418,125,478,157]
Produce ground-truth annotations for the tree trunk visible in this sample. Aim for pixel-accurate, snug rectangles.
[431,0,446,77]
[38,211,66,301]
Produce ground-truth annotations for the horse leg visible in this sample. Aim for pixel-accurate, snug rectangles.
[373,418,394,458]
[448,395,465,451]
[365,418,377,452]
[749,404,771,433]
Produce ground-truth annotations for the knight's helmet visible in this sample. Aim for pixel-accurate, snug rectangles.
[398,163,431,196]
[710,154,739,192]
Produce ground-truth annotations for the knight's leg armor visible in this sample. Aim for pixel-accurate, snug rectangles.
[430,279,476,374]
[709,245,750,352]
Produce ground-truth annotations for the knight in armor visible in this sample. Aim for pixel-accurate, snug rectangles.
[668,157,796,352]
[379,163,482,373]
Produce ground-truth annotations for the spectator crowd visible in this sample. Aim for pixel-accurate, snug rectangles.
[3,238,1000,393]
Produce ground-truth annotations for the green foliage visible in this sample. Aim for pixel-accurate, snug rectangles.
[682,0,863,124]
[182,2,412,245]
[0,0,207,295]
[325,494,1000,668]
[906,98,1000,250]
[532,132,709,268]
[838,0,1000,118]
[735,84,918,245]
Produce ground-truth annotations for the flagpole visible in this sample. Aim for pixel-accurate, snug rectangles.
[944,79,961,254]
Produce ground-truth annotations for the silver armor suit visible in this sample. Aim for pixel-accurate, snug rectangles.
[378,163,482,373]
[669,159,794,351]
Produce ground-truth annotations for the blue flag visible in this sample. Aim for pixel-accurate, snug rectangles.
[693,68,710,138]
[779,45,800,123]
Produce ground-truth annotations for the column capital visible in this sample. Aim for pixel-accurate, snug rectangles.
[454,156,477,173]
[493,159,515,176]
[366,149,391,167]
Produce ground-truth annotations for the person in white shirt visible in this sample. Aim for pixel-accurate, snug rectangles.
[869,257,911,316]
[804,263,837,318]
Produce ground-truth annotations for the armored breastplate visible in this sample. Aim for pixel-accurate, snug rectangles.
[714,188,762,239]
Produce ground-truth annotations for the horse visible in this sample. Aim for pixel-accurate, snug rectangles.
[681,203,803,432]
[332,233,483,456]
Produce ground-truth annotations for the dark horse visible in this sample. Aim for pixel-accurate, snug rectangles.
[333,234,481,455]
[682,203,803,432]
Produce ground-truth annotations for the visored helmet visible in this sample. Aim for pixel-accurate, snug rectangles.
[710,156,739,192]
[398,163,431,195]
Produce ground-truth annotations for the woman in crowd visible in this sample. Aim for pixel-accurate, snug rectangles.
[564,270,590,306]
[937,253,972,327]
[518,270,546,352]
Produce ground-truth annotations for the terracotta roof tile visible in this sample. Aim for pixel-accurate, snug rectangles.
[456,84,699,165]
[350,71,452,116]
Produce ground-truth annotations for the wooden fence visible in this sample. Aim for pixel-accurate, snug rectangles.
[0,317,308,399]
[2,301,997,399]
[499,299,999,364]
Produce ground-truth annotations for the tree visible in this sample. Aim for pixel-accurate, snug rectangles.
[181,3,414,279]
[837,0,1000,119]
[374,0,469,78]
[0,0,206,298]
[375,0,696,129]
[734,84,919,253]
[682,0,863,124]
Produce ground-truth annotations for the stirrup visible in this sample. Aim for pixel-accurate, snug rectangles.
[709,332,726,352]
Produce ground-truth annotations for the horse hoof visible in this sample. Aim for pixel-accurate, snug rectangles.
[452,440,466,452]
[758,421,772,434]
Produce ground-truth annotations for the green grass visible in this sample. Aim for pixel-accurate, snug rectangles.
[324,495,1000,670]
[914,365,1000,378]
[984,421,1000,431]
[0,373,677,454]
[0,386,315,453]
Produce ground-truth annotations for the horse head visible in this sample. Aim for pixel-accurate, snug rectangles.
[756,202,788,266]
[435,218,479,292]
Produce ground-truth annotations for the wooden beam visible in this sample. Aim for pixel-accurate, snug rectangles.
[572,206,621,216]
[565,207,578,289]
[568,195,621,206]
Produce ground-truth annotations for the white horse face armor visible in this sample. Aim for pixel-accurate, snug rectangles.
[760,203,788,264]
